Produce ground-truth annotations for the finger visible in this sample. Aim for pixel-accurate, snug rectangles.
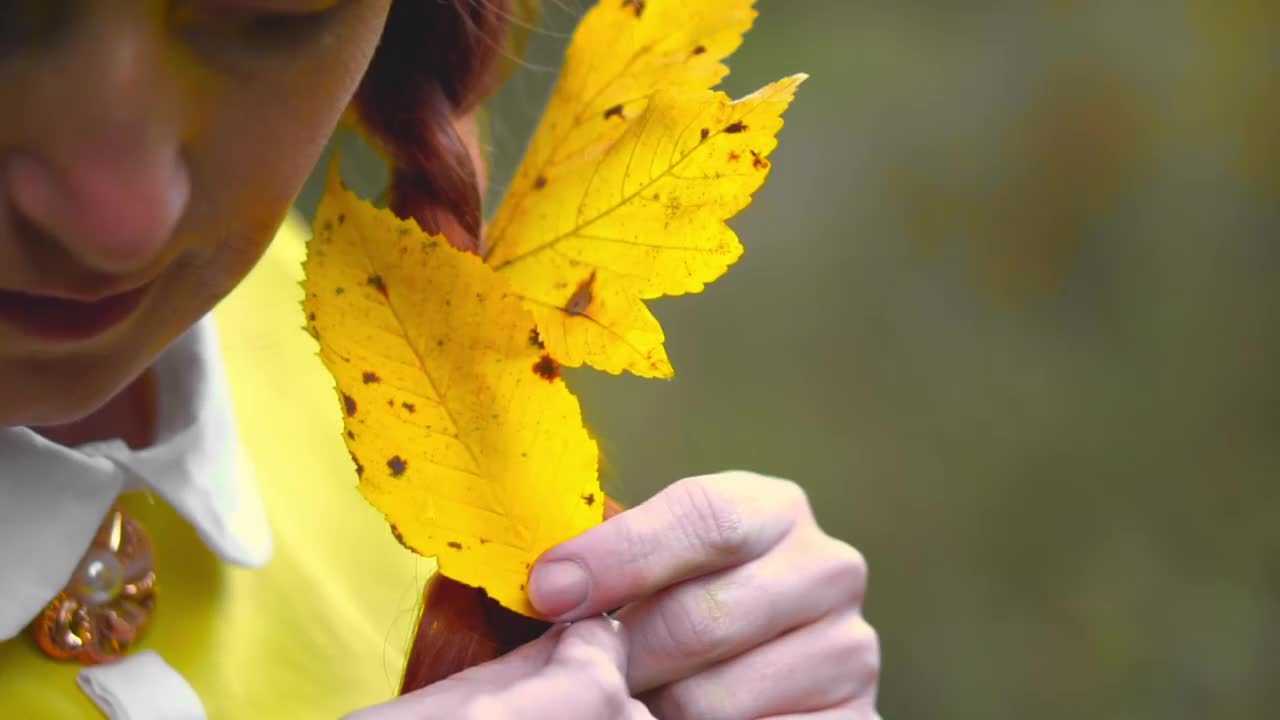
[756,700,882,720]
[640,608,880,720]
[530,472,808,620]
[479,616,651,720]
[550,615,631,677]
[443,623,567,687]
[621,536,868,692]
[344,627,571,720]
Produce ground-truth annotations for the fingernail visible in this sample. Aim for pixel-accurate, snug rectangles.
[529,559,589,618]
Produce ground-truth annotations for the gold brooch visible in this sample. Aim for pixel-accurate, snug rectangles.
[30,507,156,664]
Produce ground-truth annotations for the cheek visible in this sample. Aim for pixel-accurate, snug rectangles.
[178,7,391,286]
[186,85,355,267]
[184,102,329,274]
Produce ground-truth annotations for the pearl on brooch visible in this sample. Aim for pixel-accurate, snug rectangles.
[30,505,157,665]
[71,548,127,606]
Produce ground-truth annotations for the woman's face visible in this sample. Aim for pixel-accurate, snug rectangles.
[0,0,392,426]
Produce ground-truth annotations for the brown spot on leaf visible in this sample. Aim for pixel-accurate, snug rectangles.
[342,392,357,417]
[447,541,463,550]
[700,127,710,141]
[534,174,547,190]
[604,103,624,121]
[622,0,645,18]
[750,150,770,170]
[390,524,406,547]
[728,151,741,162]
[533,354,561,382]
[725,121,748,134]
[387,455,408,477]
[565,271,597,316]
[401,401,416,413]
[336,213,346,226]
[307,312,316,323]
[362,371,380,384]
[367,273,388,298]
[335,286,345,295]
[479,538,491,545]
[350,451,364,478]
[529,327,545,349]
[693,45,707,56]
[346,430,356,440]
[582,493,597,507]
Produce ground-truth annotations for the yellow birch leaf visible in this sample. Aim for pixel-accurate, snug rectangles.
[303,166,601,617]
[487,74,806,377]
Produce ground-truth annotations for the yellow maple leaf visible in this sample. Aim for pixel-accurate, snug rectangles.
[487,76,805,377]
[484,0,757,231]
[303,168,602,617]
[484,0,802,377]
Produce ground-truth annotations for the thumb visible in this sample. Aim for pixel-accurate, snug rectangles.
[527,496,627,619]
[477,616,649,720]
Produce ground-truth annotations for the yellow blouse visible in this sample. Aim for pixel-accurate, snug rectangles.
[0,214,430,717]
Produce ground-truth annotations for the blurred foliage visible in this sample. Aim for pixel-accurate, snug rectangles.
[303,1,1278,717]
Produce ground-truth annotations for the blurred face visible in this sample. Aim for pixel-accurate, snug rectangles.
[0,0,392,426]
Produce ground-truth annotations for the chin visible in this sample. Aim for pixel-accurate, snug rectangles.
[0,351,149,430]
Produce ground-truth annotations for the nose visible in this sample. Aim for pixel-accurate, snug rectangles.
[6,146,189,275]
[1,6,192,276]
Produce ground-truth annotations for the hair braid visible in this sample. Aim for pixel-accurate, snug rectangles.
[353,0,508,248]
[352,0,566,695]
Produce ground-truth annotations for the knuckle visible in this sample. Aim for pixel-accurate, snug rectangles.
[615,514,656,574]
[835,615,882,687]
[651,684,713,720]
[713,470,809,511]
[826,540,870,600]
[653,589,726,658]
[672,476,749,560]
[772,475,813,515]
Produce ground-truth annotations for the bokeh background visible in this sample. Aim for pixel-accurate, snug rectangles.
[304,1,1279,717]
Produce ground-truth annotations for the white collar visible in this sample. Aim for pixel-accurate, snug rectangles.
[0,315,273,641]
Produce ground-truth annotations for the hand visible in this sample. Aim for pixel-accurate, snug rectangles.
[528,471,880,719]
[345,617,655,720]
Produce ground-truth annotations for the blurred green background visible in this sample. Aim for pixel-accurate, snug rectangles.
[305,1,1279,717]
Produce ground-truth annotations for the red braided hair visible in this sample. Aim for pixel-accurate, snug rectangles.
[354,0,505,250]
[352,0,621,695]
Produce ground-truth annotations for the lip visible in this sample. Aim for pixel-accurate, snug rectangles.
[0,283,152,343]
